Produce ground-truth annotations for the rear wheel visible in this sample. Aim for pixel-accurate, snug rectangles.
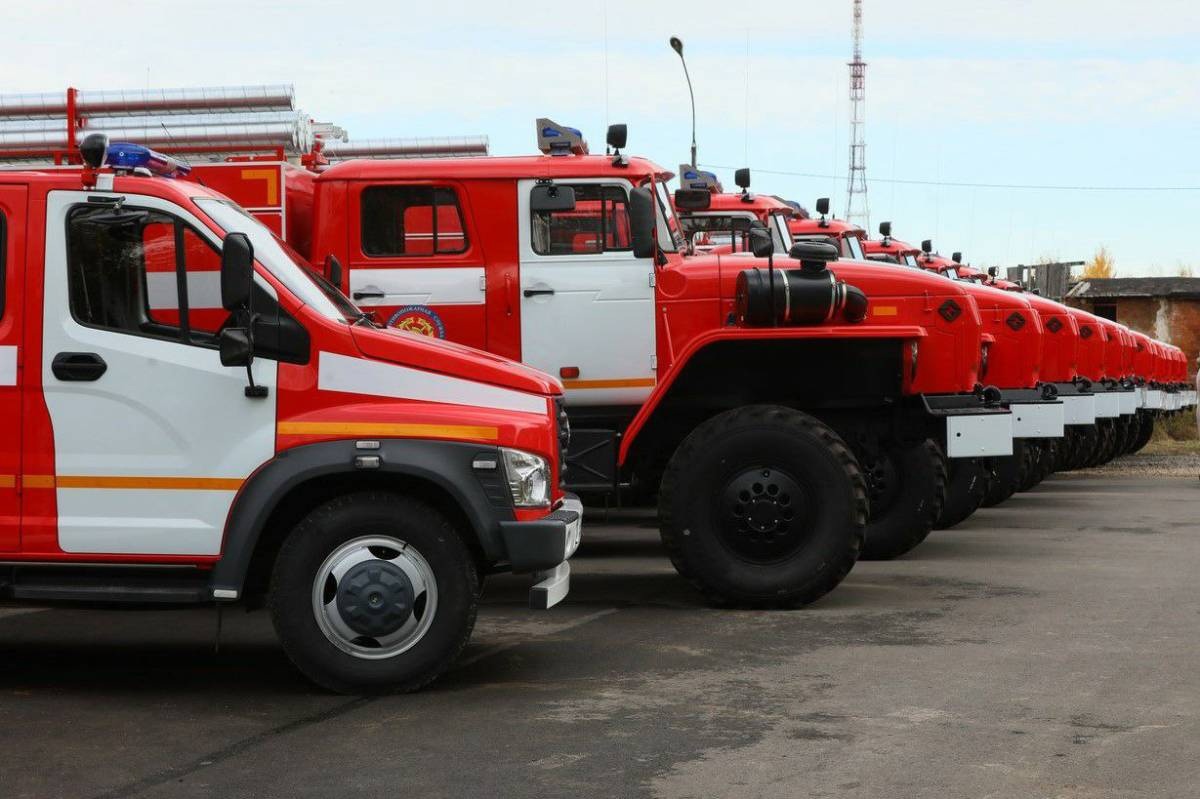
[982,439,1025,507]
[269,492,478,694]
[659,405,866,608]
[1129,411,1155,454]
[856,439,945,560]
[1017,441,1041,492]
[934,455,988,530]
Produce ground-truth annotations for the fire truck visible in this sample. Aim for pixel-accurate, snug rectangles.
[0,135,582,693]
[184,121,1024,601]
[675,177,1064,525]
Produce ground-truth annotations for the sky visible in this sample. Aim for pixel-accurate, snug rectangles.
[9,0,1200,275]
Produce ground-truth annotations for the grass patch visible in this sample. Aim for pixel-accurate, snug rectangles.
[1144,409,1200,454]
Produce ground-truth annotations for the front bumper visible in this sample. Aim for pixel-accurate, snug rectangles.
[921,394,1013,458]
[1050,381,1096,425]
[498,494,583,610]
[995,388,1065,439]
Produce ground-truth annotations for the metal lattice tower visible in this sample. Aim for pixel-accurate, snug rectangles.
[845,0,869,228]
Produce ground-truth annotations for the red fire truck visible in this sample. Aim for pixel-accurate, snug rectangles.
[0,136,582,693]
[184,122,1022,600]
[676,178,1064,520]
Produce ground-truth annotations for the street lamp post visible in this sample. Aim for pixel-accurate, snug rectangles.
[669,36,697,168]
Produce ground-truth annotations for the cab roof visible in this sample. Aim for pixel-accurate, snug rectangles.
[317,154,672,183]
[789,216,866,238]
[705,191,797,215]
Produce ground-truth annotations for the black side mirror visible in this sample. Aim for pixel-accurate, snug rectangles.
[219,327,253,368]
[630,186,657,259]
[816,197,830,215]
[952,251,962,263]
[530,183,576,212]
[673,188,711,210]
[734,168,750,190]
[79,133,109,169]
[749,226,774,259]
[988,266,999,277]
[324,254,343,290]
[606,124,627,151]
[221,232,254,311]
[921,239,932,254]
[879,221,892,237]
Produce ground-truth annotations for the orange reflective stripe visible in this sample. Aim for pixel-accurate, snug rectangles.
[0,475,14,489]
[561,378,656,390]
[277,421,499,441]
[21,475,242,490]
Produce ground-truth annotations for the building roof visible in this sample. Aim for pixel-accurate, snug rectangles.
[1066,277,1200,300]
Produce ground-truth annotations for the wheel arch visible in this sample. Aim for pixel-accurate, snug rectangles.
[212,439,511,602]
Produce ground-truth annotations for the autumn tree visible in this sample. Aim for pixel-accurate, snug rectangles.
[1081,246,1116,279]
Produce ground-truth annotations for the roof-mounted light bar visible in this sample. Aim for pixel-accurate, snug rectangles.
[106,141,191,178]
[678,165,722,192]
[536,118,588,156]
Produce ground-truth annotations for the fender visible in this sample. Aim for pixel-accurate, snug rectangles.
[210,438,516,597]
[620,323,926,463]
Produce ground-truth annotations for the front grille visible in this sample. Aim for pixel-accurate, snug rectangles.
[554,396,570,487]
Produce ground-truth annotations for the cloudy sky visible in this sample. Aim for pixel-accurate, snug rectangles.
[12,1,1200,274]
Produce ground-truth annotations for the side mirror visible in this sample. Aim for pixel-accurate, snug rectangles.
[734,168,750,190]
[921,239,932,254]
[221,233,254,311]
[816,197,830,215]
[673,188,711,210]
[988,266,999,277]
[606,124,627,151]
[879,221,892,237]
[324,254,343,290]
[629,186,657,260]
[530,183,576,212]
[80,133,109,169]
[219,327,253,368]
[749,226,774,259]
[952,251,962,263]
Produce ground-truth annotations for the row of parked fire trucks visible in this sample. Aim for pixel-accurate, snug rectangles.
[0,108,1193,692]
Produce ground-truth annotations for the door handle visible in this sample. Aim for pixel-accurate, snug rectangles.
[523,288,555,297]
[352,290,386,300]
[52,352,107,382]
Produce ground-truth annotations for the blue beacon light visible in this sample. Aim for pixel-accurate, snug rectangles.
[105,142,192,178]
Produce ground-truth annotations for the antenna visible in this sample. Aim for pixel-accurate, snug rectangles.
[845,0,870,228]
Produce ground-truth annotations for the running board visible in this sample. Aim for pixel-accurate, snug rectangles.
[0,566,211,604]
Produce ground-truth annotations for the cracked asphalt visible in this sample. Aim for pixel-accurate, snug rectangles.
[1,473,1198,799]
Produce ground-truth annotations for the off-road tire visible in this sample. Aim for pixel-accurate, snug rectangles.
[269,491,478,694]
[659,405,866,608]
[982,439,1025,507]
[1086,420,1117,468]
[935,455,989,530]
[1017,441,1041,492]
[858,439,946,560]
[1129,411,1155,455]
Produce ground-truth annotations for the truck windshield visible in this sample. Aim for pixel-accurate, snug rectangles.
[903,253,919,267]
[844,235,866,261]
[653,180,683,252]
[771,213,793,253]
[194,198,360,323]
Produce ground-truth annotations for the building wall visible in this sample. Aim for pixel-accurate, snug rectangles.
[1066,296,1200,379]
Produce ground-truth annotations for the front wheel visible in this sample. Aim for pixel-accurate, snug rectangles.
[659,405,866,608]
[269,491,478,694]
[935,456,988,530]
[856,439,945,560]
[982,439,1025,507]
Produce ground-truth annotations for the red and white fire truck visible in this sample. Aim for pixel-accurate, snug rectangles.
[0,135,581,693]
[180,122,1022,601]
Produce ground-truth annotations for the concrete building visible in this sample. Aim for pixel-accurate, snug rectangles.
[1064,277,1200,378]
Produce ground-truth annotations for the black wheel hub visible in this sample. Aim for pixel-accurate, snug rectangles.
[718,467,809,562]
[858,449,899,516]
[336,560,415,638]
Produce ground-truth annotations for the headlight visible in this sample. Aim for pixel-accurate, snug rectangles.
[500,448,551,508]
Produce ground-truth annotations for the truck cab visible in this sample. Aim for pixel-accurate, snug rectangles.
[0,137,581,693]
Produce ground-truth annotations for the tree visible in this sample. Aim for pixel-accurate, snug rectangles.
[1081,246,1116,279]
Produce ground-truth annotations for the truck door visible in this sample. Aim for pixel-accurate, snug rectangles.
[0,185,25,551]
[517,178,655,406]
[37,191,276,556]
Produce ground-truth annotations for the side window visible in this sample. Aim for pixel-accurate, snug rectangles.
[361,186,468,256]
[531,184,631,255]
[66,205,229,345]
[0,211,6,319]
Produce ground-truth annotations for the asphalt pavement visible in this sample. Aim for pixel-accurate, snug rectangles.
[1,472,1197,799]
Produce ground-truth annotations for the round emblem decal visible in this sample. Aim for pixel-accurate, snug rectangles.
[387,305,447,339]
